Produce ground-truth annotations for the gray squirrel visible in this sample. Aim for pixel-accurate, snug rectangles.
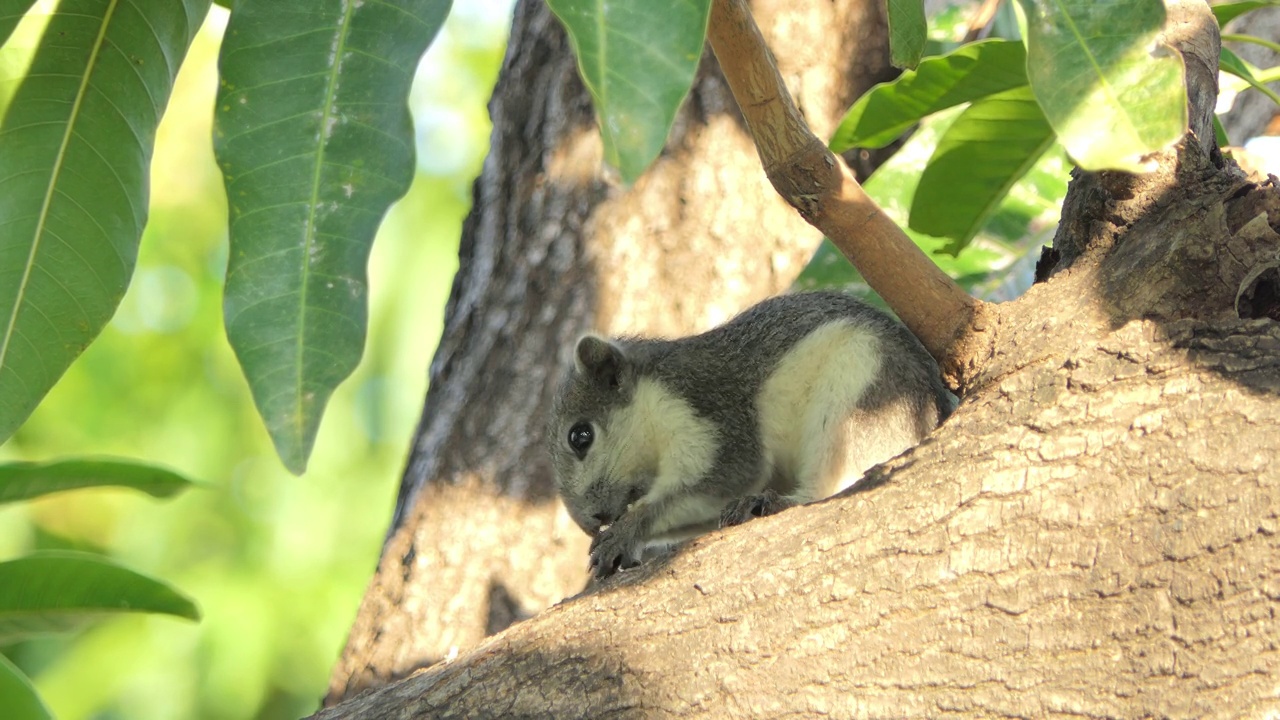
[549,291,952,579]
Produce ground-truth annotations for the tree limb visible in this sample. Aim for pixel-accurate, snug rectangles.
[705,0,994,388]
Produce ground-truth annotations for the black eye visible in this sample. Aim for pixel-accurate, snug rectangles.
[567,422,593,457]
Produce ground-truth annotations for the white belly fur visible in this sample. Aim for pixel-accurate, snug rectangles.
[757,320,894,502]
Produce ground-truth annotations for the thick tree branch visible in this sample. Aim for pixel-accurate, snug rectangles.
[706,0,994,388]
[310,309,1280,720]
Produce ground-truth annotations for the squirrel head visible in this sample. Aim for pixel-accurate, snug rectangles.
[549,334,649,536]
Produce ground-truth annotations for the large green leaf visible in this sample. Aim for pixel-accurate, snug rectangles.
[0,0,39,48]
[0,551,199,643]
[0,0,209,445]
[546,0,712,182]
[0,458,195,505]
[829,40,1027,152]
[0,654,50,720]
[1016,0,1185,171]
[887,0,926,69]
[214,0,450,473]
[910,85,1055,252]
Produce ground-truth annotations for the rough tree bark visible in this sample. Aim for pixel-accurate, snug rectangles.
[316,0,1280,717]
[325,0,896,703]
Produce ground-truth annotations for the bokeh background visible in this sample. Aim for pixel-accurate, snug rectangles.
[0,2,515,718]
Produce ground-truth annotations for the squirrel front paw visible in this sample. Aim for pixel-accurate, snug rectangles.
[719,489,797,528]
[589,519,645,579]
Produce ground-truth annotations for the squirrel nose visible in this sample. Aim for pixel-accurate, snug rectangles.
[592,512,615,530]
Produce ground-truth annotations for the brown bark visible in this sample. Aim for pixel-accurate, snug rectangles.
[325,0,894,703]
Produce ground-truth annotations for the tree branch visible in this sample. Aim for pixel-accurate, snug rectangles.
[705,0,995,388]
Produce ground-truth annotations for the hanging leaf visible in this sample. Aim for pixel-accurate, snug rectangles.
[546,0,712,182]
[910,85,1055,253]
[887,0,927,69]
[0,458,195,505]
[0,551,199,643]
[214,0,451,473]
[0,0,209,445]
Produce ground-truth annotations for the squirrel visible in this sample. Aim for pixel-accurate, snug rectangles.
[548,290,952,579]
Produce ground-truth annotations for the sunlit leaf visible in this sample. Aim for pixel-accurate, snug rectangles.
[911,86,1055,253]
[0,0,40,48]
[887,0,926,68]
[0,551,199,643]
[214,0,450,473]
[801,105,1065,298]
[0,0,209,445]
[1220,47,1280,106]
[546,0,711,182]
[1212,0,1280,27]
[0,458,195,505]
[1016,0,1185,171]
[0,655,50,720]
[830,40,1027,151]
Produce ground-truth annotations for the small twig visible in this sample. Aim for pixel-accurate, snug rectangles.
[705,0,992,387]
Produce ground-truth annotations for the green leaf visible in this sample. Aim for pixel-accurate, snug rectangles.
[546,0,712,182]
[0,458,195,505]
[1212,1,1280,27]
[1016,0,1185,171]
[214,0,450,473]
[887,0,927,69]
[0,654,51,720]
[0,0,209,446]
[829,40,1027,152]
[0,0,40,48]
[800,106,1064,297]
[1220,47,1280,107]
[1214,114,1228,147]
[0,551,199,643]
[910,85,1055,253]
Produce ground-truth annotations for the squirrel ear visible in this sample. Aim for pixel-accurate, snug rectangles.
[574,334,629,390]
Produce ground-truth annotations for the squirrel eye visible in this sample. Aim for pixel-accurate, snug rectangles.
[567,423,594,456]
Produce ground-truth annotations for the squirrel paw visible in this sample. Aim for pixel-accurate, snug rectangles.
[588,521,644,579]
[719,489,796,528]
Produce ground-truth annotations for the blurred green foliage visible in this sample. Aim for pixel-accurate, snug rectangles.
[0,2,514,718]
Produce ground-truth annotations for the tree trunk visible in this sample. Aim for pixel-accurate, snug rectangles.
[325,0,895,703]
[318,0,1280,717]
